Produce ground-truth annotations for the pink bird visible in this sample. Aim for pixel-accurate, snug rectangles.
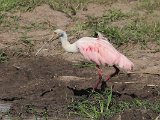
[53,29,134,89]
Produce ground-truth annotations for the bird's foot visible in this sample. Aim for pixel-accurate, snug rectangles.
[106,75,111,81]
[92,85,98,92]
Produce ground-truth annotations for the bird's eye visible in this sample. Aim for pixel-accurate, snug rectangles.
[59,33,63,37]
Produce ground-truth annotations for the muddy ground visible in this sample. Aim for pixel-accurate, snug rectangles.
[0,1,160,120]
[0,54,159,120]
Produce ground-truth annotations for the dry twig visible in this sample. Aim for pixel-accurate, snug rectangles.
[35,34,57,56]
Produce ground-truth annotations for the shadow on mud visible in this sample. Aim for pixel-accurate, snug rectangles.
[67,81,138,99]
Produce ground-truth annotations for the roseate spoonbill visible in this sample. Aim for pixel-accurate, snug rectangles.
[53,29,134,89]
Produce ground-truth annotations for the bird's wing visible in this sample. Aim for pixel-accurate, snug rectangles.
[76,38,120,66]
[76,37,134,71]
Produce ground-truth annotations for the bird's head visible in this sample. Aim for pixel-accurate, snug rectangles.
[53,29,66,39]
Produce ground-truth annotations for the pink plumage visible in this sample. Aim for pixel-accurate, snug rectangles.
[76,37,134,71]
[54,29,134,89]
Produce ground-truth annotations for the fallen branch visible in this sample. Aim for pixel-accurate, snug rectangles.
[35,41,49,56]
[35,33,57,56]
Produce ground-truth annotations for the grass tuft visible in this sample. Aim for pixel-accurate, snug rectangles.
[68,88,160,120]
[20,33,33,44]
[47,0,93,18]
[103,9,130,22]
[68,88,114,119]
[0,14,20,32]
[73,61,95,68]
[137,0,160,12]
[84,10,160,46]
[0,0,44,12]
[22,22,52,31]
[0,50,8,63]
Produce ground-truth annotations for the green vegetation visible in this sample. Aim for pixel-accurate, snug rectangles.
[68,88,160,120]
[137,0,160,11]
[73,61,95,68]
[21,22,52,31]
[82,9,160,46]
[26,105,48,120]
[0,50,8,63]
[20,33,34,47]
[68,88,113,119]
[0,0,44,12]
[48,0,87,17]
[0,0,90,14]
[1,0,160,46]
[0,14,20,32]
[0,14,54,32]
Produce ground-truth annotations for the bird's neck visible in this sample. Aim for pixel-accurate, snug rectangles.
[60,33,78,53]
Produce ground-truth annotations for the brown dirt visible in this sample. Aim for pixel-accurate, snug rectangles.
[0,55,95,119]
[110,109,158,120]
[0,54,159,119]
[0,2,160,120]
[20,4,72,29]
[76,3,107,20]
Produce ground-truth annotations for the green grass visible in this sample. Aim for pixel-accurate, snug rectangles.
[102,9,130,22]
[0,14,20,32]
[0,0,20,11]
[68,88,113,119]
[0,14,55,32]
[0,0,44,12]
[26,105,49,120]
[48,0,87,17]
[85,9,130,30]
[0,0,116,18]
[20,32,34,46]
[83,9,160,46]
[2,0,160,47]
[68,88,160,120]
[0,0,91,15]
[12,48,27,57]
[73,61,95,68]
[49,0,117,18]
[21,22,53,31]
[137,0,160,12]
[0,50,8,63]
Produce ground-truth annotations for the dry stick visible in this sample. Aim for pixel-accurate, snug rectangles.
[155,114,160,120]
[35,34,56,56]
[35,42,49,56]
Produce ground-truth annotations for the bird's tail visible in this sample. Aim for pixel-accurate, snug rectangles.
[117,54,134,71]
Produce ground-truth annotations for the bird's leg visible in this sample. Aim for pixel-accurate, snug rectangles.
[93,65,103,90]
[106,65,120,81]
